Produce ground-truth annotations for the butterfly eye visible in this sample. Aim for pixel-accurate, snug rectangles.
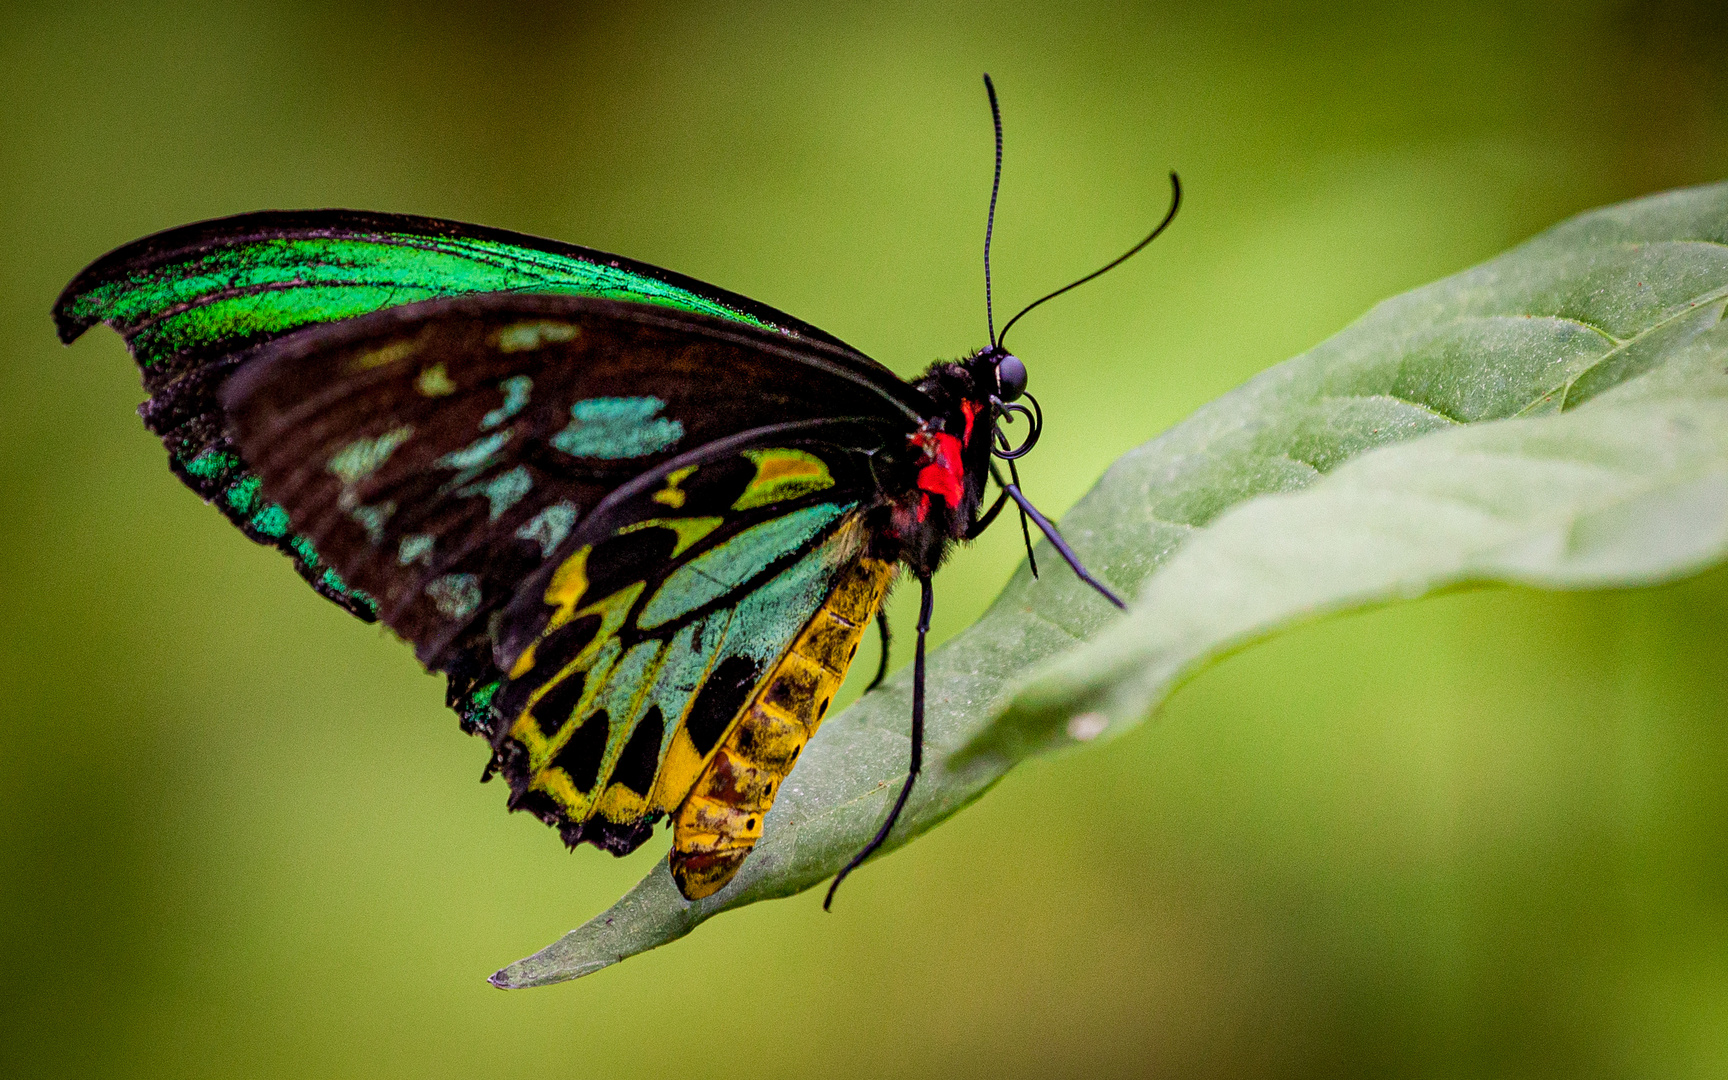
[995,353,1028,402]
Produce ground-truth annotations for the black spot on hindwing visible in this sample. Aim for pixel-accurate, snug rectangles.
[551,709,610,794]
[586,528,678,600]
[611,706,665,797]
[528,670,588,741]
[685,654,763,756]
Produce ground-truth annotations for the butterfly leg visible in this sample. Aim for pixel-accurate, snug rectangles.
[1006,459,1040,578]
[986,463,1040,576]
[1000,480,1126,609]
[865,609,892,693]
[966,486,1011,540]
[824,572,932,910]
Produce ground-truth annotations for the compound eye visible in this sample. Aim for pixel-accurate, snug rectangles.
[995,353,1028,402]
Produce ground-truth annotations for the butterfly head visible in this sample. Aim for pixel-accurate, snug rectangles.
[966,345,1040,461]
[967,344,1027,405]
[991,349,1028,403]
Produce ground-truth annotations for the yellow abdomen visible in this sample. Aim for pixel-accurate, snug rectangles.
[670,553,896,900]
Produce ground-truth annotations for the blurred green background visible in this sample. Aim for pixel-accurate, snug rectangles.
[5,1,1728,1077]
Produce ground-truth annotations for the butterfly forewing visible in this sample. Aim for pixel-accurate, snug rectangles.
[52,210,890,623]
[220,293,916,671]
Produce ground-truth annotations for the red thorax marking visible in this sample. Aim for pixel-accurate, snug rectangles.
[915,431,965,509]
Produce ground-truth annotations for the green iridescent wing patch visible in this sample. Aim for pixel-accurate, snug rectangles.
[52,209,882,621]
[55,208,866,376]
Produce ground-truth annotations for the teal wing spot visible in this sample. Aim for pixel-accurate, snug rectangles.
[637,502,852,629]
[483,375,533,429]
[224,477,294,541]
[224,475,262,513]
[426,573,481,620]
[290,535,321,566]
[319,567,371,605]
[436,431,509,475]
[550,397,682,460]
[328,426,414,485]
[348,501,395,542]
[469,681,500,713]
[456,679,503,736]
[398,533,435,566]
[516,501,577,555]
[458,465,533,520]
[249,503,290,538]
[184,448,239,480]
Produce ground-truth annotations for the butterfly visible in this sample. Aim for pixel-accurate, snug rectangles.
[52,76,1177,906]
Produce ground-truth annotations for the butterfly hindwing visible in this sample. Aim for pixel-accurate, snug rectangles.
[52,209,886,622]
[491,459,877,852]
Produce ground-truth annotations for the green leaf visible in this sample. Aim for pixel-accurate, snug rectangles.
[491,181,1728,988]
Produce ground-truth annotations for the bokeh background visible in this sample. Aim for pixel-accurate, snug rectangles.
[5,1,1728,1077]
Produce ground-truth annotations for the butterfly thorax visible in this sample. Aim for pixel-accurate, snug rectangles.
[868,355,998,575]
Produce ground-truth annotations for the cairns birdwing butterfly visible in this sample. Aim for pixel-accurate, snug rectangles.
[53,76,1177,905]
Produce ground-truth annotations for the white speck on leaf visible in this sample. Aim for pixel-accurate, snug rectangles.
[1066,713,1109,741]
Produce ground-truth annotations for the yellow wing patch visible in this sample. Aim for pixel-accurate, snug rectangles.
[494,319,580,352]
[732,448,833,510]
[346,338,419,372]
[540,545,593,637]
[653,465,697,508]
[414,362,458,396]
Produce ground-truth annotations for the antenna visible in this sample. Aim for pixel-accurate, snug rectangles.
[995,171,1182,352]
[983,73,1005,348]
